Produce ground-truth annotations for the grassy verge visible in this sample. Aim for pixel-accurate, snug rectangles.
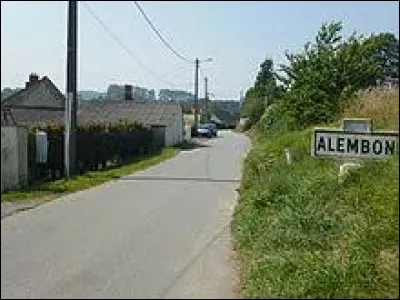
[2,147,180,202]
[232,89,399,298]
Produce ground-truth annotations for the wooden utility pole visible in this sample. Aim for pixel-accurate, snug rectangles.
[65,0,77,178]
[204,76,208,122]
[194,58,199,131]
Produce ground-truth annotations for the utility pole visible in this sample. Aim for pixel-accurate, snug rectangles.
[194,58,199,131]
[204,76,208,123]
[65,0,77,178]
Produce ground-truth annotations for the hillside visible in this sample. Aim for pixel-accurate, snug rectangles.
[232,88,399,298]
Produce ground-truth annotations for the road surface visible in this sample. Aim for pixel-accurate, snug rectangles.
[1,131,250,299]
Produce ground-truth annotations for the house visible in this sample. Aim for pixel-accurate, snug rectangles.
[78,99,183,147]
[1,74,183,147]
[1,74,65,127]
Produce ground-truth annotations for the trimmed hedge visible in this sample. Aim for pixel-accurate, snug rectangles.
[28,119,155,182]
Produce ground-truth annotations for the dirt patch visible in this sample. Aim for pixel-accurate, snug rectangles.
[230,247,245,299]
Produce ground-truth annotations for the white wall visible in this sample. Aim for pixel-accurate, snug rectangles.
[17,127,28,184]
[165,116,183,147]
[184,125,192,141]
[1,126,28,192]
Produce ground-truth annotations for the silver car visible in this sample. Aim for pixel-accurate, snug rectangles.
[197,124,213,138]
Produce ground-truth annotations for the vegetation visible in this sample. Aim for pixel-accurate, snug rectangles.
[369,32,399,80]
[242,21,399,133]
[233,130,398,298]
[240,58,283,127]
[276,22,399,129]
[27,119,154,182]
[342,88,399,131]
[233,19,399,299]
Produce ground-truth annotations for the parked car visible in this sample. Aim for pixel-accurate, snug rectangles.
[197,124,213,138]
[196,123,218,138]
[207,123,218,137]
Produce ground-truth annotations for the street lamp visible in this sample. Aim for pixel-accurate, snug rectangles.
[194,57,213,131]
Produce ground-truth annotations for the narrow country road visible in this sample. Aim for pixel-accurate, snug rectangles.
[1,131,250,299]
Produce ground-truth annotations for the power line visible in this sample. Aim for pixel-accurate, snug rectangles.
[82,1,178,88]
[133,1,192,64]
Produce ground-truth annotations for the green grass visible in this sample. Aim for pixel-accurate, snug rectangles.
[1,147,180,202]
[232,128,399,298]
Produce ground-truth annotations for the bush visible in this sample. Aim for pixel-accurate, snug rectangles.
[27,118,154,181]
[256,102,296,134]
[275,21,397,130]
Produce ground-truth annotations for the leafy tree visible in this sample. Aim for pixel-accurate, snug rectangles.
[241,87,265,126]
[367,32,399,79]
[277,21,386,128]
[241,58,282,126]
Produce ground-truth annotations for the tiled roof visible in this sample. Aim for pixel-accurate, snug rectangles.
[2,76,65,109]
[1,76,65,126]
[1,107,64,127]
[77,100,181,127]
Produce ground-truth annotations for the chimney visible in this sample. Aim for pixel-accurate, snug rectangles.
[124,84,133,100]
[25,73,40,89]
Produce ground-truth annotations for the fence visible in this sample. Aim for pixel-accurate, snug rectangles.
[28,125,157,183]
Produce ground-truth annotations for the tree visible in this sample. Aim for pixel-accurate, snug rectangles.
[367,33,399,79]
[241,87,265,125]
[277,21,384,128]
[241,58,282,126]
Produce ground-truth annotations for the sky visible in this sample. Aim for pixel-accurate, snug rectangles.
[1,1,399,100]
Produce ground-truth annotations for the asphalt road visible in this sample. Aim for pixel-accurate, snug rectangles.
[1,130,250,299]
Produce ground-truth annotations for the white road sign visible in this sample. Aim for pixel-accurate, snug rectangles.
[312,129,398,159]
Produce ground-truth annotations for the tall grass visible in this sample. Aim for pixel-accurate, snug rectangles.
[342,88,399,130]
[232,89,399,298]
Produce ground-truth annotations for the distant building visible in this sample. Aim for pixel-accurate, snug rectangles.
[106,84,125,100]
[78,90,106,101]
[159,89,194,101]
[105,84,156,101]
[133,86,156,101]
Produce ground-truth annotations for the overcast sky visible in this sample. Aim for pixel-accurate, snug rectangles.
[1,1,399,100]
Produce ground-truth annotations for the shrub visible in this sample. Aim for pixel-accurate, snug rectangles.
[27,118,154,181]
